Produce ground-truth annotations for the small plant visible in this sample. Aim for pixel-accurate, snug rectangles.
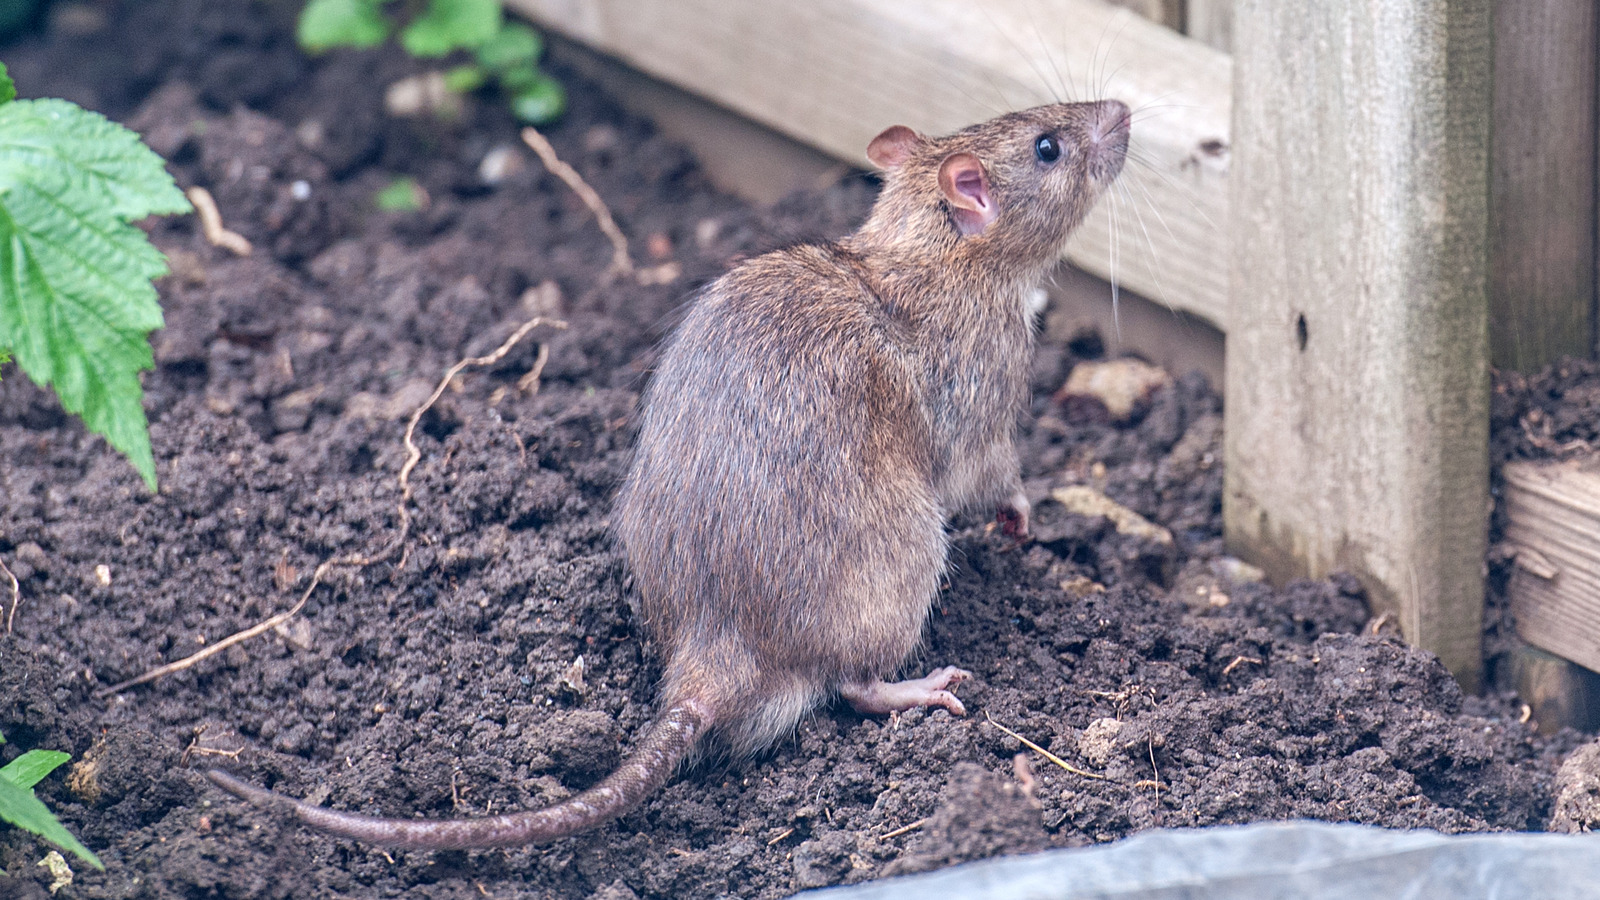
[0,61,192,491]
[298,0,565,123]
[374,176,428,211]
[0,729,103,870]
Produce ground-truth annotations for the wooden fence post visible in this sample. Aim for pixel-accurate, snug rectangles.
[1225,0,1493,688]
[1489,0,1597,370]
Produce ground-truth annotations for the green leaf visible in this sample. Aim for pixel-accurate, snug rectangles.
[442,64,488,94]
[374,177,425,212]
[0,98,192,490]
[0,749,69,790]
[400,0,501,57]
[0,60,15,105]
[511,75,565,124]
[474,22,542,71]
[0,756,102,869]
[298,0,389,52]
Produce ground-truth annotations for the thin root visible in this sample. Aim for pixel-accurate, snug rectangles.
[516,342,553,394]
[1221,655,1262,676]
[522,126,634,279]
[1366,611,1393,635]
[1,555,18,635]
[985,712,1106,780]
[98,556,344,697]
[400,316,570,502]
[186,186,253,256]
[1147,737,1161,803]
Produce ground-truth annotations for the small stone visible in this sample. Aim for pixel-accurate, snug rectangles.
[479,145,524,185]
[695,218,721,249]
[1078,717,1123,767]
[1055,358,1171,423]
[1211,556,1266,584]
[520,280,565,318]
[792,831,855,889]
[385,71,463,119]
[1050,485,1173,546]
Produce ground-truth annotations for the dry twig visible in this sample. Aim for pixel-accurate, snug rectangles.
[985,713,1106,780]
[880,818,926,840]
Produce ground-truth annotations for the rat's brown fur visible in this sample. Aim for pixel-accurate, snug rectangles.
[209,99,1129,850]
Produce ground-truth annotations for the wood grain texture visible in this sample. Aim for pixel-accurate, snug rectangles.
[1502,458,1600,675]
[508,0,1233,329]
[1489,0,1597,371]
[1184,0,1233,51]
[1224,0,1492,688]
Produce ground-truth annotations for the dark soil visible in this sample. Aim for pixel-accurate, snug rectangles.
[0,2,1573,897]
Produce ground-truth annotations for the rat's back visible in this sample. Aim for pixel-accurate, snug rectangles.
[614,244,946,754]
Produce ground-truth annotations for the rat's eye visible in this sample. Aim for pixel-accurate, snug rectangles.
[1034,134,1062,163]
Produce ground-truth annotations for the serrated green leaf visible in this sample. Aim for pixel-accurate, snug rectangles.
[0,99,189,220]
[298,0,389,52]
[0,750,69,790]
[475,22,541,71]
[0,98,192,490]
[0,760,102,869]
[511,76,565,124]
[401,0,501,56]
[0,61,15,105]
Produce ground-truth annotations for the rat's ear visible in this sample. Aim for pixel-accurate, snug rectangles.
[867,125,922,169]
[938,152,996,235]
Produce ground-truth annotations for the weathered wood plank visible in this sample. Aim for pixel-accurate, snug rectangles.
[1183,0,1233,52]
[1224,0,1493,688]
[508,0,1233,330]
[1506,644,1600,735]
[1502,458,1600,674]
[1489,0,1597,371]
[1106,0,1183,30]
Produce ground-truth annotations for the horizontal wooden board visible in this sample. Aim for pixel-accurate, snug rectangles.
[1503,458,1600,673]
[509,0,1233,329]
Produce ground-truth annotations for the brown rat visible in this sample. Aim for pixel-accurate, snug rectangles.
[208,98,1130,849]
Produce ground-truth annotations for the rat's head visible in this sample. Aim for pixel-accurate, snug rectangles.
[862,100,1129,266]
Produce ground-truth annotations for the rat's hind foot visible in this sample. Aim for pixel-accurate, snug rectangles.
[841,666,972,717]
[997,490,1030,542]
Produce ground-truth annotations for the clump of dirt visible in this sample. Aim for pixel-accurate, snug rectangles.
[0,2,1569,897]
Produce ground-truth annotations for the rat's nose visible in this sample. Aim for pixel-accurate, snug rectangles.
[1088,99,1130,181]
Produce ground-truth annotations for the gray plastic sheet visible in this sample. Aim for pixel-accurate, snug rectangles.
[795,821,1600,899]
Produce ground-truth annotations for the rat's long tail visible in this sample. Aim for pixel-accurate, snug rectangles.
[207,701,710,850]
